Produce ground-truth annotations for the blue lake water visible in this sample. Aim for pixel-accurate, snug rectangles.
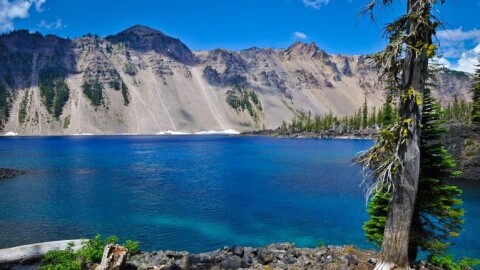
[0,136,478,259]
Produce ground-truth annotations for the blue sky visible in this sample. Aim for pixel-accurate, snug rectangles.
[0,0,479,72]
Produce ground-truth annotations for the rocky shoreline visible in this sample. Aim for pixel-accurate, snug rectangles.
[0,168,25,179]
[241,129,377,140]
[126,243,443,270]
[442,124,480,181]
[0,242,448,270]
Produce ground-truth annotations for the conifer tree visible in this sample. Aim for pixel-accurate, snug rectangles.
[363,89,464,262]
[471,58,480,125]
[363,96,369,129]
[359,1,441,267]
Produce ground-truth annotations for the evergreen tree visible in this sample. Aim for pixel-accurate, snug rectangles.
[471,58,480,124]
[362,95,368,129]
[381,95,395,126]
[363,89,464,262]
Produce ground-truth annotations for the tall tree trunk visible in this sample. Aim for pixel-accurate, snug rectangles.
[375,0,430,269]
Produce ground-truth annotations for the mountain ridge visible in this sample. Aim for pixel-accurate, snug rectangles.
[0,25,472,135]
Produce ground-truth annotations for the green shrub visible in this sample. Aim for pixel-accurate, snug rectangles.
[429,254,480,270]
[82,79,103,106]
[0,83,11,128]
[63,116,70,129]
[40,242,81,270]
[226,84,262,122]
[124,240,140,254]
[77,234,119,263]
[18,91,28,123]
[121,81,130,106]
[41,234,138,269]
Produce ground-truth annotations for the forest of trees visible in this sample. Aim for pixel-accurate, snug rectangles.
[0,83,11,129]
[277,95,471,135]
[38,67,70,118]
[226,84,262,122]
[82,79,104,107]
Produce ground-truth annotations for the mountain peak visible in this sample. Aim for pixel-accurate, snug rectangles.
[121,25,166,36]
[106,25,195,64]
[285,41,329,59]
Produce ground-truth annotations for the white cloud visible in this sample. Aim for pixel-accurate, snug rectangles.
[0,0,46,32]
[38,18,65,30]
[435,28,480,73]
[436,44,480,73]
[34,0,45,11]
[432,57,452,69]
[436,27,480,58]
[302,0,329,9]
[292,31,308,40]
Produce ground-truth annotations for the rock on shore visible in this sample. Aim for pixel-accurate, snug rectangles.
[127,243,441,270]
[0,168,26,179]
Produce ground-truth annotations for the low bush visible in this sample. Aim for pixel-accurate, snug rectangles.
[40,234,139,269]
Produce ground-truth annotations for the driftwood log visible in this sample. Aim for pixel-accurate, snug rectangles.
[96,244,128,270]
[0,240,83,264]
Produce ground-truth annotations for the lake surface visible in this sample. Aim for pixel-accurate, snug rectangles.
[0,136,478,259]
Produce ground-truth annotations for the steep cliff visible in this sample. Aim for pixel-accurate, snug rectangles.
[0,26,472,135]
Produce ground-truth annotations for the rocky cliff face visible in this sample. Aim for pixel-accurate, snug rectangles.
[0,25,473,135]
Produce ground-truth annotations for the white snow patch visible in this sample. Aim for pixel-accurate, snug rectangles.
[72,133,94,136]
[195,129,240,135]
[4,132,18,136]
[156,130,190,135]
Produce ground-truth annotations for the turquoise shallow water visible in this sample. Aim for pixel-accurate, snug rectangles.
[0,136,478,259]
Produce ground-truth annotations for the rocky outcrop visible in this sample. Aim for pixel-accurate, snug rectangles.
[127,243,443,270]
[443,124,480,180]
[0,168,25,179]
[242,128,377,139]
[0,26,473,135]
[105,25,195,64]
[127,243,378,270]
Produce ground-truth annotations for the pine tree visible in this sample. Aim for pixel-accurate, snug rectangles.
[381,95,395,126]
[363,89,464,262]
[471,58,480,125]
[362,95,368,129]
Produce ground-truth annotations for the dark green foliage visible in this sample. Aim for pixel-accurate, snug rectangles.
[429,254,480,270]
[124,240,140,254]
[471,58,480,125]
[278,101,395,134]
[121,81,130,106]
[363,185,389,247]
[124,63,137,76]
[18,91,28,123]
[82,79,103,106]
[362,96,368,129]
[108,69,122,91]
[226,84,262,121]
[41,234,139,269]
[77,234,119,263]
[381,95,396,126]
[109,79,121,91]
[40,242,81,270]
[39,67,70,118]
[363,89,464,262]
[443,94,472,124]
[0,84,11,128]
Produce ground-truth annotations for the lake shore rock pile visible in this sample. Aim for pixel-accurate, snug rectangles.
[443,124,480,180]
[0,168,25,179]
[127,243,441,270]
[242,129,377,139]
